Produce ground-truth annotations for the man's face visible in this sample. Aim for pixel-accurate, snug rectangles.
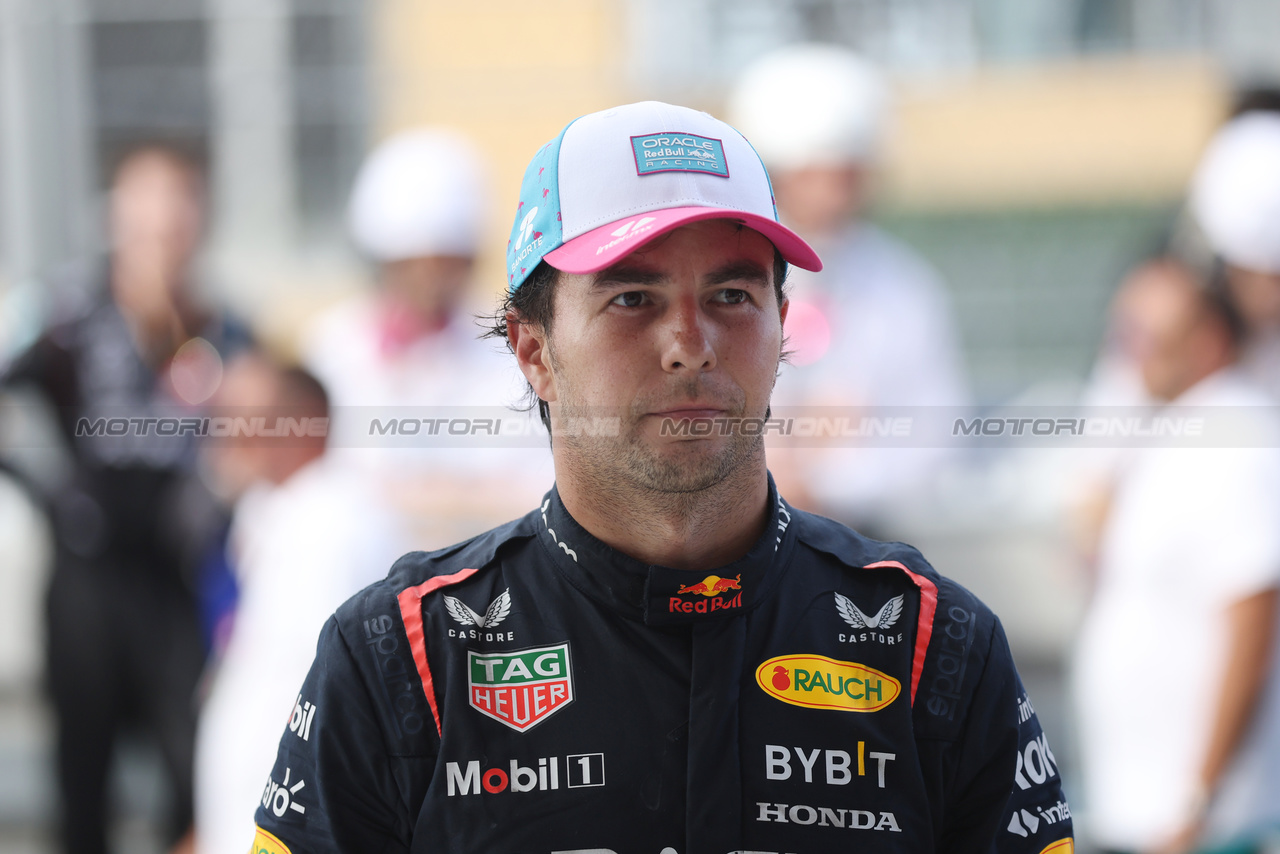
[110,150,204,275]
[771,164,867,235]
[529,220,787,494]
[381,255,474,325]
[1124,262,1224,402]
[1225,264,1280,332]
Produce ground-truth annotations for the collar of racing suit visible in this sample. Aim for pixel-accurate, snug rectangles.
[535,474,797,626]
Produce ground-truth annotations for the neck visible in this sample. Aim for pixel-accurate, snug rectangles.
[554,452,772,571]
[111,253,193,358]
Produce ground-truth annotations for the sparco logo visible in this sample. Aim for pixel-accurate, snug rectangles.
[756,802,901,832]
[468,643,574,731]
[924,605,976,720]
[444,588,515,641]
[362,614,426,737]
[446,752,604,796]
[835,592,905,645]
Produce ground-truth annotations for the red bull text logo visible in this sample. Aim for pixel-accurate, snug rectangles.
[468,644,573,732]
[669,574,743,614]
[756,654,901,712]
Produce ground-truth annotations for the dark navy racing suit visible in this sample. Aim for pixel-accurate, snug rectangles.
[252,480,1072,853]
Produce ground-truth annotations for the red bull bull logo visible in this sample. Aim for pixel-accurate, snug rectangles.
[755,654,901,712]
[670,574,743,614]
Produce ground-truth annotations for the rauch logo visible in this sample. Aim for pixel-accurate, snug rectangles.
[468,643,573,732]
[756,654,901,712]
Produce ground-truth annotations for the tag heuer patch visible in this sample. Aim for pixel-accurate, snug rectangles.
[468,643,574,731]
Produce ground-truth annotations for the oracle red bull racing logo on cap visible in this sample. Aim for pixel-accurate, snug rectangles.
[468,643,573,732]
[756,654,901,712]
[631,132,729,177]
[669,574,742,614]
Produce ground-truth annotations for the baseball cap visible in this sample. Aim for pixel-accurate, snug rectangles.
[1190,112,1280,275]
[348,128,488,262]
[728,44,890,170]
[505,101,823,292]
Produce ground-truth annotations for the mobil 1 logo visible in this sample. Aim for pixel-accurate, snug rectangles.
[446,752,605,796]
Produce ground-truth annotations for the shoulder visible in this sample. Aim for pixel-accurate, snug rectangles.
[790,507,993,620]
[788,507,1011,727]
[331,510,541,630]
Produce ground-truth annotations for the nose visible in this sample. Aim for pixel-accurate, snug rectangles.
[662,296,716,373]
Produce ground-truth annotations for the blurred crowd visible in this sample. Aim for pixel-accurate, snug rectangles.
[0,40,1278,854]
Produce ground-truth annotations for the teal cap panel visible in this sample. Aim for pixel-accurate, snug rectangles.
[506,125,571,292]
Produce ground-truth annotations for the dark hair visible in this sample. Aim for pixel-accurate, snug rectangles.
[106,139,208,189]
[1202,259,1248,349]
[1231,86,1280,119]
[278,366,330,421]
[483,248,790,432]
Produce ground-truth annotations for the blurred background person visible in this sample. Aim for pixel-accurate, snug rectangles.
[192,351,405,854]
[301,128,550,549]
[1179,91,1280,854]
[0,144,249,854]
[1071,261,1280,854]
[1068,255,1178,570]
[727,43,969,530]
[3,4,1280,852]
[1189,105,1280,402]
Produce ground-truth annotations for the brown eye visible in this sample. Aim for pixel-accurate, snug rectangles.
[611,291,648,308]
[713,289,749,305]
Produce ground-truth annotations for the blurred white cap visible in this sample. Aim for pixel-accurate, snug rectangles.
[727,43,890,170]
[1190,112,1280,275]
[348,128,488,262]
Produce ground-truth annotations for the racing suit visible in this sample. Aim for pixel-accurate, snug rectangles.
[252,480,1072,853]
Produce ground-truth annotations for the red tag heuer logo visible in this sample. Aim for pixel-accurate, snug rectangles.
[468,643,574,732]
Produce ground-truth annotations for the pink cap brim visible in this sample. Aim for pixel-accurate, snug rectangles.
[544,206,823,275]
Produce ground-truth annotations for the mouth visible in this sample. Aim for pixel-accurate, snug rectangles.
[651,407,728,420]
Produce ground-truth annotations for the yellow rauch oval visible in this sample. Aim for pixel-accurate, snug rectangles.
[756,654,901,712]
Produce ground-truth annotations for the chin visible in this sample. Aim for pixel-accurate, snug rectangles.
[627,436,759,494]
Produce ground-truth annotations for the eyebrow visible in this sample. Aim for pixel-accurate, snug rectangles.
[591,265,664,290]
[591,259,771,291]
[704,260,770,288]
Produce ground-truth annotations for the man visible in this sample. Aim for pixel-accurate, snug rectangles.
[1073,261,1280,854]
[727,44,969,525]
[0,144,249,854]
[193,353,406,854]
[251,102,1070,853]
[1190,110,1280,402]
[303,128,550,549]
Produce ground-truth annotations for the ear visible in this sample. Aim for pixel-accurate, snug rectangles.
[778,296,790,327]
[507,311,557,403]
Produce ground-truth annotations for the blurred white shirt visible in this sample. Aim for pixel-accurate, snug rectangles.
[194,456,407,854]
[1073,368,1280,850]
[303,293,553,549]
[771,223,968,520]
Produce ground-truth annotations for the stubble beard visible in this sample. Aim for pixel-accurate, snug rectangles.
[552,373,766,498]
